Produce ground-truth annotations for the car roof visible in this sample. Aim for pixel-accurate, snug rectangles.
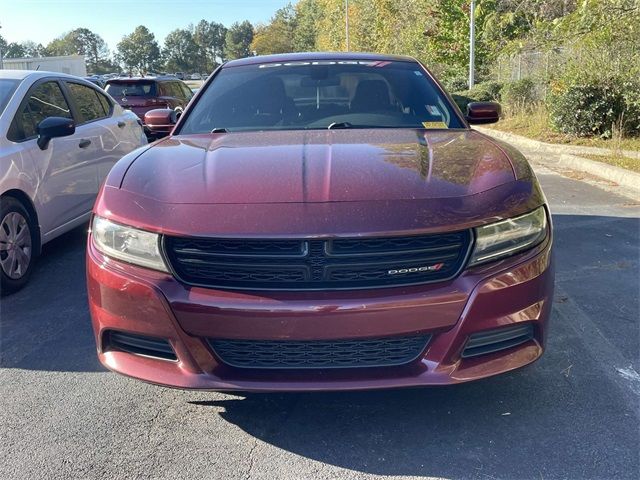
[223,52,418,68]
[0,69,88,81]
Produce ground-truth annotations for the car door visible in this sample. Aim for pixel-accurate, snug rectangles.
[7,79,97,237]
[63,81,143,191]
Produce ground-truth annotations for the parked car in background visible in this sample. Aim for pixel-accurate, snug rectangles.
[174,72,185,80]
[88,53,554,392]
[84,76,105,88]
[0,70,147,293]
[189,73,201,80]
[104,76,193,139]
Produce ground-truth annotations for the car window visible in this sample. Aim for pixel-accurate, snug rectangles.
[178,82,193,100]
[179,60,464,134]
[160,82,173,97]
[8,80,72,142]
[97,91,112,115]
[105,81,157,97]
[167,82,181,98]
[0,79,20,116]
[66,82,107,124]
[173,82,185,99]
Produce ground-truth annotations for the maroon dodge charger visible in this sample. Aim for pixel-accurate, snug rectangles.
[87,53,554,391]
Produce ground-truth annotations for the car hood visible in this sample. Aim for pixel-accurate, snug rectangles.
[120,129,516,204]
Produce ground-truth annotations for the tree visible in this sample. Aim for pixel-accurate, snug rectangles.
[251,4,297,55]
[292,0,322,51]
[225,21,254,59]
[116,26,161,74]
[4,42,26,58]
[21,41,45,57]
[163,28,200,72]
[44,28,110,72]
[193,20,227,70]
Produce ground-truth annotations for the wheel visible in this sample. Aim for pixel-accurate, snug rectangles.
[0,197,37,295]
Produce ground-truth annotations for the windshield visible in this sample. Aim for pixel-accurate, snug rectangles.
[105,81,156,97]
[0,79,20,116]
[179,60,465,133]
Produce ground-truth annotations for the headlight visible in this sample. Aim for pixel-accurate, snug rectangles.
[469,206,548,266]
[91,216,168,272]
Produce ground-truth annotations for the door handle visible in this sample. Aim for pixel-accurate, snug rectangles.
[117,121,126,128]
[78,139,92,149]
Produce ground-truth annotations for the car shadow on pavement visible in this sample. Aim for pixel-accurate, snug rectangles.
[189,352,637,479]
[0,223,104,373]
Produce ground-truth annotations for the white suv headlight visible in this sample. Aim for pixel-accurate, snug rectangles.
[91,216,168,272]
[469,206,548,266]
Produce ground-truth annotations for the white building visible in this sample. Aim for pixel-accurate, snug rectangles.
[1,55,86,76]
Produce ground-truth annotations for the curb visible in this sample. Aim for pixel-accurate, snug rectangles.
[554,153,640,193]
[474,126,640,160]
[475,127,640,195]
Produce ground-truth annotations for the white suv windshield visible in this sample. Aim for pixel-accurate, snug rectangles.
[179,60,464,133]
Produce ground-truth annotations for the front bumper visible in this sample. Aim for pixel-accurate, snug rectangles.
[87,236,554,391]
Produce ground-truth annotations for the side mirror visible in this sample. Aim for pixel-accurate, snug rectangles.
[37,117,75,150]
[144,108,177,139]
[466,102,501,125]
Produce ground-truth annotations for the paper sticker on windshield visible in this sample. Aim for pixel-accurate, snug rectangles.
[422,121,447,129]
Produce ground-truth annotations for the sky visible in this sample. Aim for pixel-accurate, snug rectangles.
[0,0,290,52]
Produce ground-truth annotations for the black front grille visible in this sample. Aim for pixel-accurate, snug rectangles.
[209,335,431,369]
[163,230,471,291]
[104,330,177,361]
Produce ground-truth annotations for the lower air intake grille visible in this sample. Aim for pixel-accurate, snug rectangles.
[209,335,431,369]
[105,331,177,361]
[461,323,534,358]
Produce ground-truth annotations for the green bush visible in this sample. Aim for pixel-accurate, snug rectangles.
[548,78,640,138]
[468,81,503,101]
[444,76,468,92]
[501,78,536,112]
[451,81,503,113]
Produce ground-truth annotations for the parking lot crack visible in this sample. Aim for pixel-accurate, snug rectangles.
[244,437,259,480]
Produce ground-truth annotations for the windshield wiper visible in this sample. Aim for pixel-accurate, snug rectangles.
[327,122,353,130]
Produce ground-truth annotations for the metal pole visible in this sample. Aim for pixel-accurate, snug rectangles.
[345,0,350,51]
[468,0,476,88]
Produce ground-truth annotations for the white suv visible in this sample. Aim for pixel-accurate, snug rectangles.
[0,70,147,293]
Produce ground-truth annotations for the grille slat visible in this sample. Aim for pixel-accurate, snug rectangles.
[164,231,471,291]
[209,335,431,369]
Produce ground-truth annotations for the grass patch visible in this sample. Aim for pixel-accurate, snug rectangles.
[580,154,640,173]
[487,106,640,152]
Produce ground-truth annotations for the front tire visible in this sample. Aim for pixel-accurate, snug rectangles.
[0,197,37,295]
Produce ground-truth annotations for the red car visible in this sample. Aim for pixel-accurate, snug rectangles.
[87,53,554,391]
[104,76,193,134]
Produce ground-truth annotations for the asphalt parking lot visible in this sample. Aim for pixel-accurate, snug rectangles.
[1,161,638,480]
